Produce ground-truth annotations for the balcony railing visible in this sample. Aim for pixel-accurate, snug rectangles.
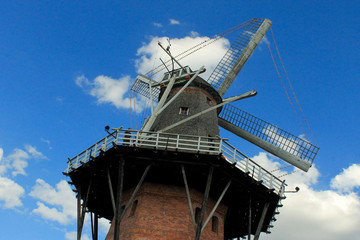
[65,129,285,194]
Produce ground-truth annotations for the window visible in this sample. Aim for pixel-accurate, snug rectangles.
[129,200,138,217]
[212,216,219,233]
[179,107,189,115]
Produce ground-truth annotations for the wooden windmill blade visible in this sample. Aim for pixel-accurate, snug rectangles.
[218,104,320,172]
[207,18,272,96]
[131,74,161,101]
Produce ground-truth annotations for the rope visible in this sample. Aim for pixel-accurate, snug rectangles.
[270,27,317,145]
[265,34,309,141]
[270,164,292,173]
[141,98,151,128]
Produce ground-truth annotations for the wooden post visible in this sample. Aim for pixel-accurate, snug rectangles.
[113,157,125,240]
[195,166,214,240]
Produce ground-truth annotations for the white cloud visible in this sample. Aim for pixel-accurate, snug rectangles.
[257,35,270,51]
[0,145,47,177]
[135,35,230,81]
[0,176,25,208]
[169,19,180,25]
[76,74,136,110]
[0,146,45,209]
[75,74,91,88]
[0,148,6,175]
[25,144,47,159]
[252,152,282,172]
[65,231,77,240]
[40,138,52,150]
[76,34,229,112]
[90,75,131,108]
[251,152,360,240]
[190,31,200,37]
[8,149,29,176]
[265,186,360,240]
[0,148,3,161]
[331,163,360,193]
[33,201,71,224]
[153,22,162,28]
[65,231,90,240]
[99,218,111,234]
[29,179,77,225]
[40,138,51,145]
[76,32,230,112]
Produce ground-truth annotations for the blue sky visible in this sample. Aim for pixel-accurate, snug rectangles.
[1,1,360,239]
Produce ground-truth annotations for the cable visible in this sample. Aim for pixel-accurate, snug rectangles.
[270,164,292,173]
[265,33,309,142]
[277,169,300,179]
[270,27,317,145]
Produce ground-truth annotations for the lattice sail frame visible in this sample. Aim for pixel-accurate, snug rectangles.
[219,104,319,163]
[207,18,265,90]
[131,77,161,100]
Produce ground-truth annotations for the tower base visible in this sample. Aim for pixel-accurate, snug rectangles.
[105,182,227,240]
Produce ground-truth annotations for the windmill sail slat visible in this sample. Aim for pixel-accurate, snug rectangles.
[218,104,319,171]
[131,75,161,101]
[208,18,268,94]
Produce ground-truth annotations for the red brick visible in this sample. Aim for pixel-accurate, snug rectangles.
[105,183,227,240]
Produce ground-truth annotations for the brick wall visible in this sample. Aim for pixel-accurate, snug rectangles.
[105,183,227,240]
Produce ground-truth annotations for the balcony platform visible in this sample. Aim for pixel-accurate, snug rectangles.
[65,129,285,238]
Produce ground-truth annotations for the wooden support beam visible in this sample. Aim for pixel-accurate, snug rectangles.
[248,193,252,240]
[254,202,270,240]
[120,164,151,220]
[114,157,125,240]
[201,180,231,232]
[77,179,92,240]
[94,214,98,240]
[77,187,81,240]
[90,212,98,240]
[195,166,214,240]
[181,165,196,232]
[107,166,116,216]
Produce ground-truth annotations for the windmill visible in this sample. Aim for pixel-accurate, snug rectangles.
[64,18,319,240]
[132,18,319,172]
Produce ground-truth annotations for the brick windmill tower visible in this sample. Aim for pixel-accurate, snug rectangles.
[64,18,319,240]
